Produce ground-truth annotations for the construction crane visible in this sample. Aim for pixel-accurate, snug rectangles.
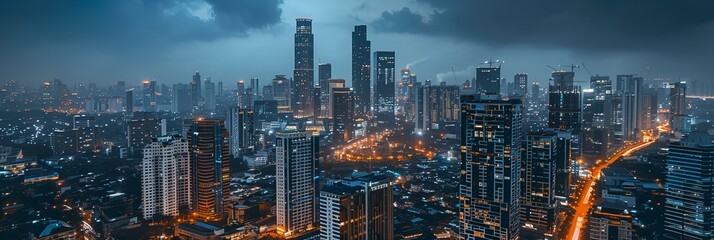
[581,62,593,77]
[547,64,587,83]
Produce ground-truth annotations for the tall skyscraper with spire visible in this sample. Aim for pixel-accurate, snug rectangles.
[352,25,371,117]
[293,18,314,117]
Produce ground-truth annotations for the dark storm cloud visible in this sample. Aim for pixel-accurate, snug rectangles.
[0,0,283,51]
[373,0,714,53]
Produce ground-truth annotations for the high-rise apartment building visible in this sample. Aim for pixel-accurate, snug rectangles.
[276,131,320,237]
[520,131,560,239]
[616,75,643,141]
[142,80,157,112]
[226,107,255,158]
[319,172,394,239]
[141,135,190,220]
[664,125,714,239]
[459,96,521,240]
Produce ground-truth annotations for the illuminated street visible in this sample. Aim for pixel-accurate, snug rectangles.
[565,139,655,240]
[333,127,437,162]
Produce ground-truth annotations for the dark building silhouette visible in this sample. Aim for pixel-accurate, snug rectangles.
[332,87,354,145]
[192,71,201,108]
[352,25,371,117]
[476,65,501,95]
[373,51,395,123]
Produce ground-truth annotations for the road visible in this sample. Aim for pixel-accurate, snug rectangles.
[565,140,654,240]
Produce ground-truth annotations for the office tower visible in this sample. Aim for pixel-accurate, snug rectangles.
[332,88,354,145]
[319,172,394,239]
[414,82,428,133]
[188,119,230,220]
[405,73,418,122]
[126,89,134,112]
[373,51,396,123]
[524,82,548,133]
[512,73,528,98]
[173,83,193,113]
[141,135,190,220]
[217,81,223,96]
[227,107,255,158]
[616,75,643,141]
[142,80,157,111]
[589,199,634,240]
[127,115,167,153]
[250,77,259,96]
[476,63,501,95]
[204,79,215,110]
[641,92,657,130]
[397,68,412,115]
[460,96,521,240]
[236,80,246,108]
[293,18,314,117]
[272,75,291,111]
[276,131,320,237]
[670,81,687,115]
[323,79,347,118]
[548,70,582,157]
[520,131,559,239]
[583,75,613,156]
[192,72,202,107]
[664,125,714,239]
[318,63,332,117]
[352,25,371,117]
[429,84,460,130]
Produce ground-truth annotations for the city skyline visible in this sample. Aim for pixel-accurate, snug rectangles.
[1,1,712,240]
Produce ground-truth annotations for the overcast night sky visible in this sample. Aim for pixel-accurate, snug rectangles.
[1,0,713,88]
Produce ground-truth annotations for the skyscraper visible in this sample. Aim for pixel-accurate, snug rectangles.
[326,79,346,118]
[664,124,714,239]
[460,96,521,240]
[373,51,395,123]
[188,119,230,220]
[126,89,134,112]
[427,84,460,130]
[352,25,371,117]
[548,70,582,157]
[226,107,255,158]
[520,131,559,239]
[476,63,501,95]
[172,83,193,113]
[276,131,320,237]
[319,172,394,239]
[616,75,643,141]
[583,75,613,156]
[318,63,332,117]
[332,87,353,145]
[512,73,528,98]
[293,18,314,117]
[142,80,157,112]
[141,135,190,220]
[192,72,201,108]
[669,81,687,116]
[204,79,215,110]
